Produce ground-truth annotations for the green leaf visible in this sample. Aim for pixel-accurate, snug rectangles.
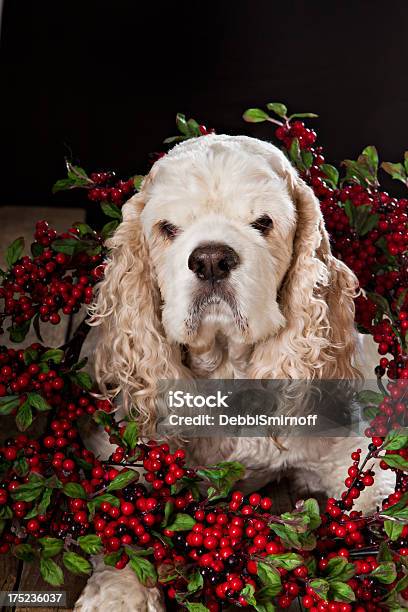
[104,550,122,566]
[362,146,379,170]
[133,175,144,191]
[70,371,93,391]
[106,469,139,492]
[301,150,314,169]
[14,543,35,562]
[51,238,81,256]
[161,501,174,528]
[63,551,92,575]
[41,349,64,364]
[6,237,25,268]
[122,421,138,450]
[381,161,407,183]
[39,537,64,559]
[185,604,209,612]
[320,164,339,188]
[265,552,303,571]
[329,581,356,602]
[240,583,256,606]
[384,520,404,541]
[288,112,318,120]
[257,561,282,595]
[370,561,397,584]
[356,389,384,406]
[303,498,322,530]
[289,137,301,164]
[0,505,12,519]
[269,522,301,549]
[254,603,276,612]
[77,534,103,554]
[187,570,203,594]
[383,429,408,450]
[176,113,189,135]
[165,513,196,532]
[13,456,29,476]
[0,395,20,415]
[52,178,76,194]
[129,555,157,587]
[266,102,287,118]
[197,461,245,501]
[37,488,53,515]
[74,223,95,237]
[8,319,31,343]
[101,220,119,241]
[24,347,39,365]
[243,108,271,123]
[100,201,122,220]
[381,454,408,471]
[309,578,330,601]
[39,557,64,586]
[325,557,355,582]
[16,400,33,431]
[11,475,44,501]
[63,482,87,499]
[27,392,51,412]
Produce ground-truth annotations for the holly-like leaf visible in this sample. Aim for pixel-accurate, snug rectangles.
[381,454,408,471]
[40,349,64,364]
[288,112,318,120]
[39,537,64,559]
[356,389,384,406]
[14,543,35,562]
[185,604,209,612]
[381,161,407,184]
[69,371,93,391]
[243,108,271,123]
[266,102,287,118]
[383,429,408,450]
[63,551,92,575]
[0,395,20,415]
[321,164,339,188]
[11,476,44,501]
[101,220,119,240]
[104,550,122,566]
[176,113,189,135]
[269,522,301,549]
[187,570,203,594]
[100,201,122,220]
[133,175,144,191]
[63,482,87,499]
[325,557,355,582]
[309,578,330,601]
[161,501,174,528]
[265,552,303,571]
[16,400,33,431]
[39,557,64,586]
[13,456,29,476]
[37,488,53,515]
[77,534,103,554]
[384,520,404,541]
[301,150,313,169]
[165,513,196,532]
[8,319,31,343]
[239,583,256,605]
[24,347,39,365]
[122,421,138,450]
[6,237,25,268]
[329,581,356,602]
[27,392,51,412]
[106,469,139,492]
[129,555,157,587]
[370,561,397,584]
[0,506,12,519]
[197,461,245,501]
[256,561,282,595]
[303,498,322,530]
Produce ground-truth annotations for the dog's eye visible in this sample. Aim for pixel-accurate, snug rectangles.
[251,214,273,235]
[158,220,180,239]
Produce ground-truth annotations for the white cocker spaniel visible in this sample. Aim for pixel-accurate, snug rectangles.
[76,135,393,611]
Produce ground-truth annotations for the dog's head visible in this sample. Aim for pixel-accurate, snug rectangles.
[91,135,359,426]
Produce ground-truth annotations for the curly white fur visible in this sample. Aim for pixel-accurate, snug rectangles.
[80,135,394,610]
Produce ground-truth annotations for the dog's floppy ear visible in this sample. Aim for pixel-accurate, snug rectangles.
[250,166,360,380]
[89,182,189,434]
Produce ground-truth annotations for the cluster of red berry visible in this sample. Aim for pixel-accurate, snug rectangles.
[87,172,135,206]
[0,221,103,341]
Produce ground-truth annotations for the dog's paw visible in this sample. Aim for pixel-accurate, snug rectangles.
[74,557,164,612]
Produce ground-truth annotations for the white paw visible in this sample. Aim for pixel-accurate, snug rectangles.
[74,557,164,612]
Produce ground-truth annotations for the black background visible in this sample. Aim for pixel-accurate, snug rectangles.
[1,0,407,221]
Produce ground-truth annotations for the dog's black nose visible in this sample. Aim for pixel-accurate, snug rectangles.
[188,243,240,281]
